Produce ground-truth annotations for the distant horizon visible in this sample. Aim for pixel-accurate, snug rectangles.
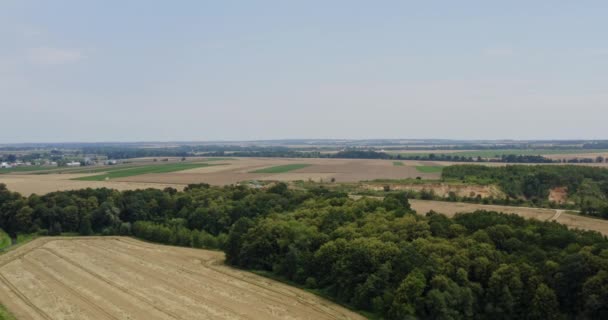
[1,138,607,146]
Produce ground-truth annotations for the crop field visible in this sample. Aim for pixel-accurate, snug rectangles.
[0,166,58,174]
[0,174,183,196]
[250,164,311,173]
[0,237,364,320]
[391,149,608,158]
[392,161,404,166]
[74,162,218,181]
[415,165,444,173]
[3,157,608,196]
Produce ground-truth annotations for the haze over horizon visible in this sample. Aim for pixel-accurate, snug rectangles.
[1,1,607,143]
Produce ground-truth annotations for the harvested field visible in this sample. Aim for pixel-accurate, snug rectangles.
[116,158,442,186]
[0,174,183,196]
[0,237,365,320]
[409,200,608,235]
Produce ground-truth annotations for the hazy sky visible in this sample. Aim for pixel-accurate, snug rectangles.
[1,1,607,143]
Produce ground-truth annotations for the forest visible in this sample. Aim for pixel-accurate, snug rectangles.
[442,165,608,218]
[1,182,607,319]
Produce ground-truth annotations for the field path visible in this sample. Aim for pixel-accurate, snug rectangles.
[0,237,365,320]
[548,209,564,221]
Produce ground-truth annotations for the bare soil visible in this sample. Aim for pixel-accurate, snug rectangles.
[0,237,364,320]
[0,174,184,196]
[548,187,568,204]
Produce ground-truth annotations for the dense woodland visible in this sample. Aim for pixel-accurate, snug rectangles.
[443,165,608,218]
[1,182,608,319]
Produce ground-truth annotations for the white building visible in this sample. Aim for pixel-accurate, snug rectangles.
[0,162,11,168]
[66,161,81,167]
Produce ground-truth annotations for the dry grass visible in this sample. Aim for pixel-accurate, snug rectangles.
[0,237,364,320]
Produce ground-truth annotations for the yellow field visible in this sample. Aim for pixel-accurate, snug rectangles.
[0,237,364,320]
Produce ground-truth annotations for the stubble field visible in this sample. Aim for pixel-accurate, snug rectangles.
[0,237,364,320]
[0,158,443,195]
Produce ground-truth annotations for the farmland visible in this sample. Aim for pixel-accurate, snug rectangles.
[73,162,218,181]
[415,165,444,173]
[391,148,608,159]
[0,157,444,195]
[250,163,311,173]
[0,237,364,320]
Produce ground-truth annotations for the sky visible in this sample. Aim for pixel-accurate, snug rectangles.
[1,1,607,143]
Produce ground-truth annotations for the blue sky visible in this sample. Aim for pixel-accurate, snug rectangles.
[1,1,607,142]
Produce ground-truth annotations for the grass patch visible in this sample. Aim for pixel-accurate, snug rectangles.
[0,303,16,320]
[0,230,10,250]
[416,166,444,173]
[73,162,218,181]
[0,166,58,174]
[250,164,311,174]
[392,161,404,166]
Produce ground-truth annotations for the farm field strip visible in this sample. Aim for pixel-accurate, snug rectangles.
[250,164,311,173]
[74,163,221,181]
[0,166,59,174]
[392,161,404,166]
[391,149,608,158]
[0,237,365,320]
[415,165,444,173]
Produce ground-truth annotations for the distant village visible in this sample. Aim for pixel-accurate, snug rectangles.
[0,151,119,170]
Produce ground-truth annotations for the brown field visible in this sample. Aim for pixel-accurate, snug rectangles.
[2,157,607,197]
[0,174,184,196]
[409,200,608,235]
[0,237,365,320]
[116,158,441,185]
[0,158,444,195]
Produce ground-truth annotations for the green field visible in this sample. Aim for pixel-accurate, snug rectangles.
[395,149,608,158]
[0,229,11,251]
[251,164,311,174]
[415,165,444,173]
[73,163,217,181]
[0,166,58,174]
[392,161,404,166]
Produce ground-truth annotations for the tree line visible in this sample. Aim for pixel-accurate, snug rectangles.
[442,165,608,218]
